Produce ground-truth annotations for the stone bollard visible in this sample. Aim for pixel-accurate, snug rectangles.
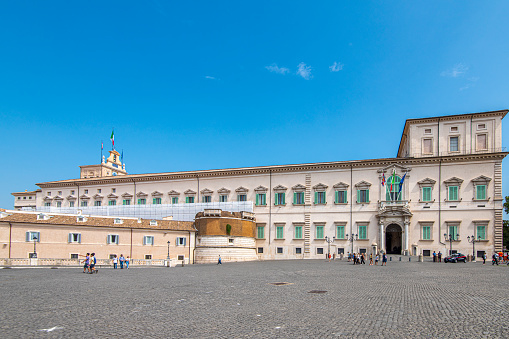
[418,255,423,262]
[398,257,401,261]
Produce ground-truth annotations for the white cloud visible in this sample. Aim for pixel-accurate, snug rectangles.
[296,62,312,80]
[265,64,290,75]
[441,63,469,77]
[329,62,344,72]
[204,76,216,80]
[460,77,479,91]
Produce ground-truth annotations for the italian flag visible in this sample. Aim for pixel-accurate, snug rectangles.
[110,129,114,148]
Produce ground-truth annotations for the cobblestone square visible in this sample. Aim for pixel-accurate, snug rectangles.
[1,259,508,338]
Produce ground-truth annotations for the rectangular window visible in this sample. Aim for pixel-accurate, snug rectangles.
[423,138,432,154]
[476,185,486,200]
[84,190,88,194]
[293,192,304,205]
[219,195,227,202]
[81,201,88,207]
[295,247,302,254]
[257,247,263,254]
[275,193,285,205]
[316,248,324,255]
[448,186,458,201]
[44,202,50,207]
[276,247,283,254]
[294,226,303,239]
[145,255,152,260]
[138,198,146,205]
[256,193,266,206]
[47,192,51,196]
[171,197,179,204]
[476,225,486,240]
[476,134,487,150]
[422,187,432,202]
[337,248,345,255]
[56,201,62,207]
[256,226,265,239]
[112,188,116,193]
[153,197,162,204]
[450,136,459,152]
[71,190,75,195]
[336,225,345,239]
[107,234,119,244]
[422,250,431,257]
[71,254,79,259]
[123,199,131,205]
[94,201,102,207]
[335,190,347,204]
[315,225,324,239]
[185,196,194,203]
[143,236,154,245]
[68,233,81,243]
[108,200,116,206]
[202,196,211,203]
[176,237,187,246]
[69,201,75,207]
[314,191,326,204]
[26,231,40,242]
[98,189,101,193]
[357,190,369,203]
[358,225,367,239]
[276,226,284,239]
[237,194,247,201]
[422,226,431,240]
[448,225,458,240]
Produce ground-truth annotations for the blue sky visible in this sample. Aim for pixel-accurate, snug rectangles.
[1,1,508,211]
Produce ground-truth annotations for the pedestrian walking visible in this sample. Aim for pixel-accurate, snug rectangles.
[375,254,379,265]
[382,253,387,266]
[433,251,436,262]
[438,251,442,263]
[125,256,130,269]
[119,254,125,269]
[347,252,351,262]
[328,253,331,262]
[113,255,118,269]
[82,253,90,273]
[352,253,356,265]
[89,253,98,274]
[492,253,499,265]
[217,255,222,265]
[360,254,365,265]
[483,253,486,265]
[369,254,373,265]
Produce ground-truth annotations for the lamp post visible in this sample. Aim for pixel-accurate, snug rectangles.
[167,241,171,259]
[32,236,38,258]
[444,233,459,256]
[467,235,481,262]
[325,236,335,260]
[346,233,358,255]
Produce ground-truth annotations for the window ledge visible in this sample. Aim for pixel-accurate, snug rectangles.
[334,202,348,205]
[274,238,285,240]
[418,200,435,203]
[473,198,490,202]
[477,239,489,242]
[444,199,462,202]
[255,238,265,240]
[292,238,304,241]
[419,239,434,242]
[355,239,369,241]
[356,201,370,204]
[255,204,267,207]
[293,203,305,206]
[274,204,286,206]
[314,203,327,205]
[314,238,325,241]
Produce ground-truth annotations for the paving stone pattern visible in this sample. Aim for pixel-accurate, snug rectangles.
[1,259,508,338]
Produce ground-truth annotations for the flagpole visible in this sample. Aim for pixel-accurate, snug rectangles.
[101,140,103,164]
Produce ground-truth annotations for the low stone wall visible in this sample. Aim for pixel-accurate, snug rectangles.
[0,258,172,267]
[195,236,257,263]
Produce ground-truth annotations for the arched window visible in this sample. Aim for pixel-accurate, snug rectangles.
[386,175,402,201]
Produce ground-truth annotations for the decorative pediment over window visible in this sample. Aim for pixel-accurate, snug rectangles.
[53,195,64,201]
[66,195,77,201]
[333,182,349,190]
[444,177,464,187]
[93,194,104,200]
[43,196,53,201]
[136,191,148,198]
[378,163,412,173]
[354,181,372,189]
[292,184,306,192]
[217,187,231,194]
[184,189,196,195]
[417,178,436,187]
[79,194,90,200]
[121,192,133,198]
[254,185,268,193]
[235,186,249,194]
[273,185,287,192]
[107,193,118,199]
[167,190,180,197]
[200,188,213,195]
[471,175,491,185]
[151,191,163,197]
[313,183,328,191]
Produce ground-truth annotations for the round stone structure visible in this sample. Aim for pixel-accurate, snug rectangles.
[194,209,257,264]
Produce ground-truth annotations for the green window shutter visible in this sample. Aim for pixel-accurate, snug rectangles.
[116,235,119,244]
[282,193,285,205]
[256,194,259,206]
[365,190,369,203]
[107,235,111,244]
[37,232,40,242]
[185,197,189,203]
[477,185,486,200]
[314,192,318,204]
[335,191,338,203]
[293,192,297,204]
[275,193,278,205]
[343,191,347,203]
[143,236,146,245]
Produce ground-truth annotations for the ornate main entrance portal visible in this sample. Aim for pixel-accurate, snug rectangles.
[385,224,402,254]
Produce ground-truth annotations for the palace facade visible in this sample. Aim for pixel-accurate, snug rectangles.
[12,110,508,260]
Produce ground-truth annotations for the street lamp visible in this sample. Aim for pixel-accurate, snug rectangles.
[444,233,459,256]
[325,236,335,260]
[32,236,38,258]
[167,241,171,259]
[346,233,358,254]
[467,235,481,262]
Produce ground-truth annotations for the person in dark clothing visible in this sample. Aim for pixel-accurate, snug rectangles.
[438,252,442,262]
[360,254,365,265]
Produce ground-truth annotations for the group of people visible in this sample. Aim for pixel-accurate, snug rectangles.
[347,252,387,266]
[112,254,130,269]
[80,253,98,274]
[432,251,443,262]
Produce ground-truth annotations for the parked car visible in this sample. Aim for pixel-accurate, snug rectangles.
[444,253,467,263]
